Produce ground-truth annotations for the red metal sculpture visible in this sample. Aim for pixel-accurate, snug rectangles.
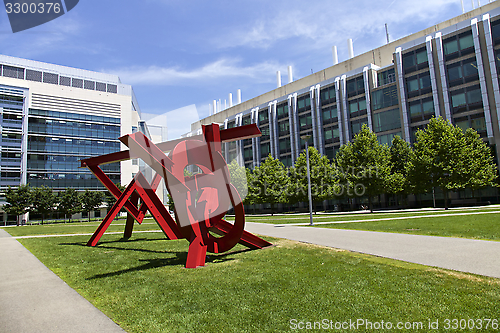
[81,123,271,268]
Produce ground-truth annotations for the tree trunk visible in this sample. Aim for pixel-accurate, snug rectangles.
[88,212,91,223]
[271,203,274,216]
[41,214,44,225]
[368,196,373,213]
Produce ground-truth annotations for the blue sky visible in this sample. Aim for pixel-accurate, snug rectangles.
[0,0,483,139]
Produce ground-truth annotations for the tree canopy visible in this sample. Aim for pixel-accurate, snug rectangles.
[336,124,391,211]
[30,186,56,224]
[288,146,334,207]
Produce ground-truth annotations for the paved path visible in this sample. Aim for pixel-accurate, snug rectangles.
[245,222,500,279]
[0,229,126,333]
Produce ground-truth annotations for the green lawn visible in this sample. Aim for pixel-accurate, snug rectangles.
[313,213,500,241]
[0,220,160,237]
[5,229,499,333]
[230,206,500,224]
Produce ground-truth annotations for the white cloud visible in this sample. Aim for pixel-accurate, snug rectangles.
[215,0,462,51]
[105,58,289,86]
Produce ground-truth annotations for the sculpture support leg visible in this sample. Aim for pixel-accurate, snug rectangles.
[124,192,139,239]
[186,238,207,268]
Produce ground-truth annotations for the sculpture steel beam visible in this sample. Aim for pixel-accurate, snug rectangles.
[81,123,272,268]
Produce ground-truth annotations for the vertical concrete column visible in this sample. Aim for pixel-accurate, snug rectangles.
[236,113,244,166]
[268,102,275,158]
[435,32,453,121]
[272,101,279,159]
[229,93,233,107]
[20,94,29,186]
[287,95,296,164]
[395,47,411,142]
[425,35,442,118]
[237,89,242,104]
[292,93,299,160]
[340,75,350,142]
[483,14,500,140]
[251,107,260,168]
[363,67,373,131]
[277,71,282,88]
[315,84,325,155]
[472,18,495,138]
[309,86,318,150]
[335,77,344,146]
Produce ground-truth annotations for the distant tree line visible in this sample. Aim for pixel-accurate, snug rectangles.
[3,185,125,225]
[230,118,498,214]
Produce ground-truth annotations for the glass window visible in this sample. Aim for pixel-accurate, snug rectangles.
[422,100,434,115]
[403,54,415,68]
[298,99,305,109]
[347,80,356,93]
[444,40,459,55]
[416,51,427,64]
[409,104,422,116]
[407,79,419,92]
[349,101,359,113]
[324,129,333,141]
[373,108,401,133]
[359,99,366,111]
[463,60,478,77]
[451,93,466,107]
[471,117,486,132]
[377,68,396,86]
[419,75,431,89]
[459,34,474,50]
[467,89,482,104]
[447,65,462,81]
[321,89,329,101]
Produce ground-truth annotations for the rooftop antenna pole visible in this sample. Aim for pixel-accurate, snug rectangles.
[385,23,390,44]
[460,0,465,13]
[471,0,475,9]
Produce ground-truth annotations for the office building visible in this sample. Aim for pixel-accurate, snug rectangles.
[190,2,500,207]
[0,54,167,220]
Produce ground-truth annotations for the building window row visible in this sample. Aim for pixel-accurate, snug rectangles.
[347,76,365,98]
[443,31,475,60]
[450,85,482,114]
[372,85,398,111]
[1,64,118,93]
[373,108,401,133]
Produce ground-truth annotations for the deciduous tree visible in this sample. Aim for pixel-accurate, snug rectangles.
[408,117,470,209]
[288,146,334,212]
[249,154,289,215]
[80,190,104,222]
[30,186,56,225]
[58,188,82,223]
[4,185,31,226]
[336,124,391,212]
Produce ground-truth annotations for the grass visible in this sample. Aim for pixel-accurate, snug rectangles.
[313,213,500,241]
[231,206,500,224]
[3,227,499,333]
[0,220,161,237]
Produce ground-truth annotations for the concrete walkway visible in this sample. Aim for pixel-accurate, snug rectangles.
[0,229,125,333]
[245,222,500,279]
